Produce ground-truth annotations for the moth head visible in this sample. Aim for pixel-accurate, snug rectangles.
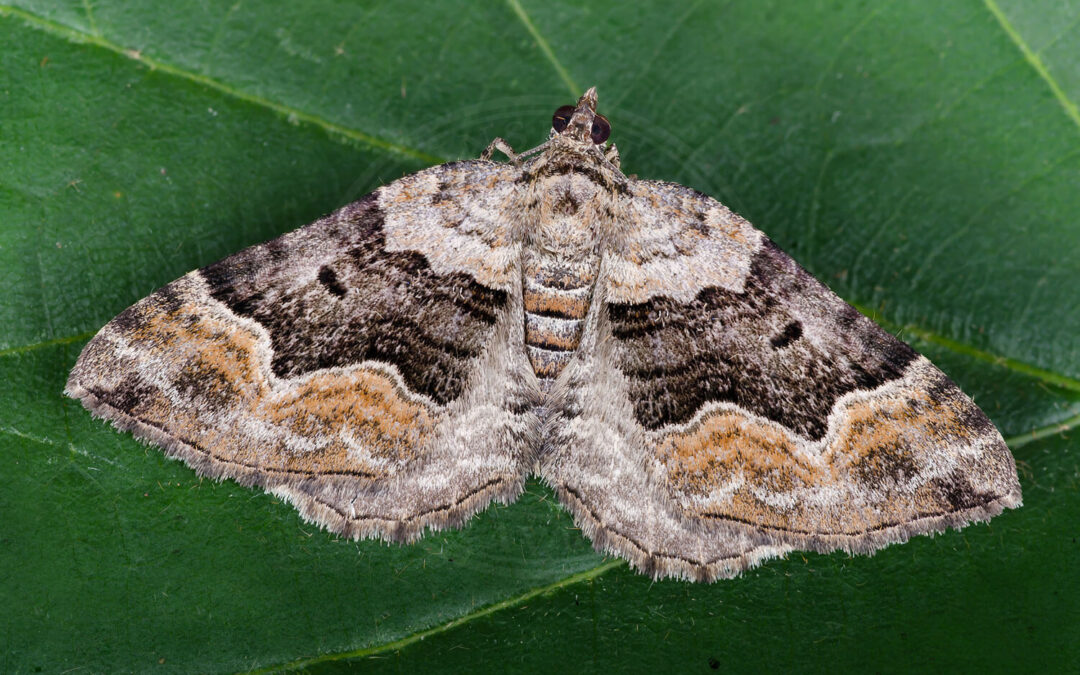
[551,86,611,146]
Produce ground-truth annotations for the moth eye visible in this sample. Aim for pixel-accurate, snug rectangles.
[590,114,611,144]
[552,105,575,132]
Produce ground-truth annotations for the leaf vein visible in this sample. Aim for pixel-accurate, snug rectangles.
[982,0,1080,134]
[243,559,623,673]
[908,143,1080,287]
[0,5,445,165]
[504,0,578,98]
[1006,410,1080,450]
[852,301,1080,394]
[0,331,97,357]
[610,0,709,109]
[0,425,60,447]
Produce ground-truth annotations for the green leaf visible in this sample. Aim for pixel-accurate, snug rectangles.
[2,0,1078,671]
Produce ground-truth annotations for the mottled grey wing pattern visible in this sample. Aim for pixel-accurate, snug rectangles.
[67,161,538,543]
[540,180,1021,581]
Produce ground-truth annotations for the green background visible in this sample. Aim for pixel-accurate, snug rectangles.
[2,1,1078,672]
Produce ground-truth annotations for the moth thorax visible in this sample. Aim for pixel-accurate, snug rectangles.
[521,246,600,387]
[531,173,605,255]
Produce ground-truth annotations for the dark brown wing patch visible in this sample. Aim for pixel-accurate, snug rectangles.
[200,194,508,405]
[607,239,917,439]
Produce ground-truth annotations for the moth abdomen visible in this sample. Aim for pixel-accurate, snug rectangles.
[522,249,599,382]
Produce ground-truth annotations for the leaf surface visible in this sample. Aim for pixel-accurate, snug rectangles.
[1,1,1078,671]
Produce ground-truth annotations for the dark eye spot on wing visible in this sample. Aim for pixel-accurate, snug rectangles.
[770,321,802,349]
[318,265,347,298]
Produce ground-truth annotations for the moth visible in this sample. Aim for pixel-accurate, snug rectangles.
[67,88,1021,581]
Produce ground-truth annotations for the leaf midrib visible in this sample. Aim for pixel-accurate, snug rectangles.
[5,5,1077,670]
[243,559,623,674]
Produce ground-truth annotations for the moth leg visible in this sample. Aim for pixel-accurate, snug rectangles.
[604,142,620,168]
[481,137,517,163]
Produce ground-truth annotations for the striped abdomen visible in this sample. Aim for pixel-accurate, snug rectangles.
[523,249,599,385]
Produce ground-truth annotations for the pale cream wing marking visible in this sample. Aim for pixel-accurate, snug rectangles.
[605,180,765,304]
